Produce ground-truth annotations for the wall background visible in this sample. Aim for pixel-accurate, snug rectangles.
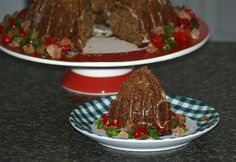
[0,0,26,20]
[0,0,235,42]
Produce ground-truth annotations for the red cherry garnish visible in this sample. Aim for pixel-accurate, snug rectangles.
[61,44,71,51]
[108,118,121,129]
[17,9,27,18]
[100,113,108,124]
[176,17,190,29]
[134,127,148,139]
[44,38,53,46]
[1,34,12,44]
[52,38,59,45]
[150,121,160,129]
[173,31,190,47]
[19,27,27,37]
[8,18,16,27]
[150,33,164,49]
[44,38,59,46]
[0,25,5,34]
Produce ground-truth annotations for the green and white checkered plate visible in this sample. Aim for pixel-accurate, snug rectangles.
[69,95,220,152]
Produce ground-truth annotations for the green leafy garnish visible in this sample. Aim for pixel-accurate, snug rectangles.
[140,135,149,140]
[64,54,75,59]
[183,127,189,132]
[147,125,156,132]
[126,130,134,139]
[163,25,174,39]
[162,44,171,52]
[5,20,11,32]
[189,19,199,29]
[147,125,160,140]
[95,119,103,129]
[19,39,27,48]
[27,30,34,39]
[14,17,21,28]
[106,127,119,137]
[171,116,180,129]
[33,37,44,49]
[169,37,177,48]
[149,130,160,140]
[12,34,20,40]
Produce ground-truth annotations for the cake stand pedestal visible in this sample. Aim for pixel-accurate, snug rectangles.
[61,67,134,95]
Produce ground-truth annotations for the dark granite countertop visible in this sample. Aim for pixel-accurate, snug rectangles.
[0,42,235,162]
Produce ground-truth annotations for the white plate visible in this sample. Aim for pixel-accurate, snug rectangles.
[0,20,209,68]
[69,95,220,152]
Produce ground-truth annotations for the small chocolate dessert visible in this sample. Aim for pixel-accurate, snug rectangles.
[107,66,172,135]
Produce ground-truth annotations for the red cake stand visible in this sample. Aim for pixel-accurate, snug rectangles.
[0,20,209,96]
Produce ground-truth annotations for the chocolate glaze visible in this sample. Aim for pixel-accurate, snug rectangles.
[108,67,172,135]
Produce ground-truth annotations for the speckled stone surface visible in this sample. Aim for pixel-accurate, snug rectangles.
[0,42,235,162]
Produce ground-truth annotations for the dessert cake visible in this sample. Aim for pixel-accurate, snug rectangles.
[107,66,172,136]
[24,0,95,52]
[0,0,200,60]
[24,0,176,50]
[94,66,188,139]
[93,0,176,47]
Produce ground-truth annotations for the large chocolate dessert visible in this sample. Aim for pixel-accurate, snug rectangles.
[107,67,172,135]
[24,0,176,51]
[106,0,176,47]
[24,0,95,51]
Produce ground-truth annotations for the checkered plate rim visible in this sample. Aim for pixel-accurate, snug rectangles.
[69,95,219,138]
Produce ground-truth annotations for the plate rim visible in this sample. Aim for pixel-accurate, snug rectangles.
[0,20,209,68]
[69,95,220,147]
[69,115,219,143]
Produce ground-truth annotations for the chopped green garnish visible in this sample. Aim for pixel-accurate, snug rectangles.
[140,135,149,140]
[149,130,160,140]
[146,125,160,140]
[189,19,199,29]
[106,127,119,137]
[159,25,177,52]
[171,116,180,129]
[14,17,21,28]
[169,37,177,48]
[38,37,45,45]
[147,125,156,132]
[27,30,34,39]
[147,125,160,140]
[183,127,189,132]
[64,54,75,59]
[19,39,27,48]
[33,37,44,49]
[95,119,103,129]
[162,44,171,52]
[20,38,34,48]
[5,20,11,32]
[126,130,134,139]
[163,25,174,39]
[12,34,19,40]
